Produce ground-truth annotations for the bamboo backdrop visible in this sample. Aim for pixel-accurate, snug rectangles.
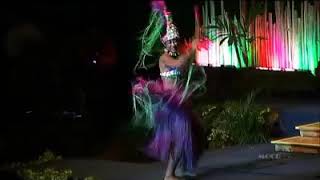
[198,0,320,74]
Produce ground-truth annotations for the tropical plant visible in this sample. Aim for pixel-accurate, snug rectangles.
[204,2,265,68]
[11,149,96,180]
[201,92,271,148]
[18,168,73,180]
[11,149,62,168]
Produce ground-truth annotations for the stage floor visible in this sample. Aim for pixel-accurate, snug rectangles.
[12,144,320,180]
[256,97,320,137]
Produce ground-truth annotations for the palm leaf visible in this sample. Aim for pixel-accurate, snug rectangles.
[205,25,221,29]
[219,36,229,45]
[238,16,248,35]
[227,37,235,46]
[211,33,229,40]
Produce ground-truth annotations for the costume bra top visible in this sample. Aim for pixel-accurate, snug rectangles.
[160,66,181,78]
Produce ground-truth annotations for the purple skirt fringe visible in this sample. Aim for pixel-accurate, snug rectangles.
[144,96,204,171]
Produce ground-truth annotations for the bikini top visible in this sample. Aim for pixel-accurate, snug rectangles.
[160,66,181,78]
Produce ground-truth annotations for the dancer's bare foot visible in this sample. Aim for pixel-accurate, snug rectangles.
[164,175,183,180]
[175,168,197,177]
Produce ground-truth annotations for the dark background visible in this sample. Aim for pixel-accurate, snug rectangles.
[1,0,319,165]
[2,2,129,163]
[1,0,202,163]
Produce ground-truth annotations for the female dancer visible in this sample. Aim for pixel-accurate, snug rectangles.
[131,1,206,179]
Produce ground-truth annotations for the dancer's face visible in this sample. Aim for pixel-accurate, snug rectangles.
[164,39,178,54]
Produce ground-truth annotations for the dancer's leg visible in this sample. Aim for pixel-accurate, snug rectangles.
[175,157,197,178]
[164,154,182,180]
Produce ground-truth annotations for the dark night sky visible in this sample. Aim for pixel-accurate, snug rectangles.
[2,0,305,120]
[1,1,211,139]
[0,1,276,117]
[3,3,126,120]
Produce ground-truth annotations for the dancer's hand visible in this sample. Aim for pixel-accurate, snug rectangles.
[183,38,198,51]
[191,37,199,50]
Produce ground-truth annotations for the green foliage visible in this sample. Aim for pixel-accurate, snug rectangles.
[18,168,72,180]
[200,92,271,149]
[18,168,97,180]
[204,2,265,68]
[18,167,97,180]
[11,149,62,169]
[36,150,63,164]
[11,149,96,180]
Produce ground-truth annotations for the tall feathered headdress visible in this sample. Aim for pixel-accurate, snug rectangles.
[161,10,179,43]
[134,0,179,72]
